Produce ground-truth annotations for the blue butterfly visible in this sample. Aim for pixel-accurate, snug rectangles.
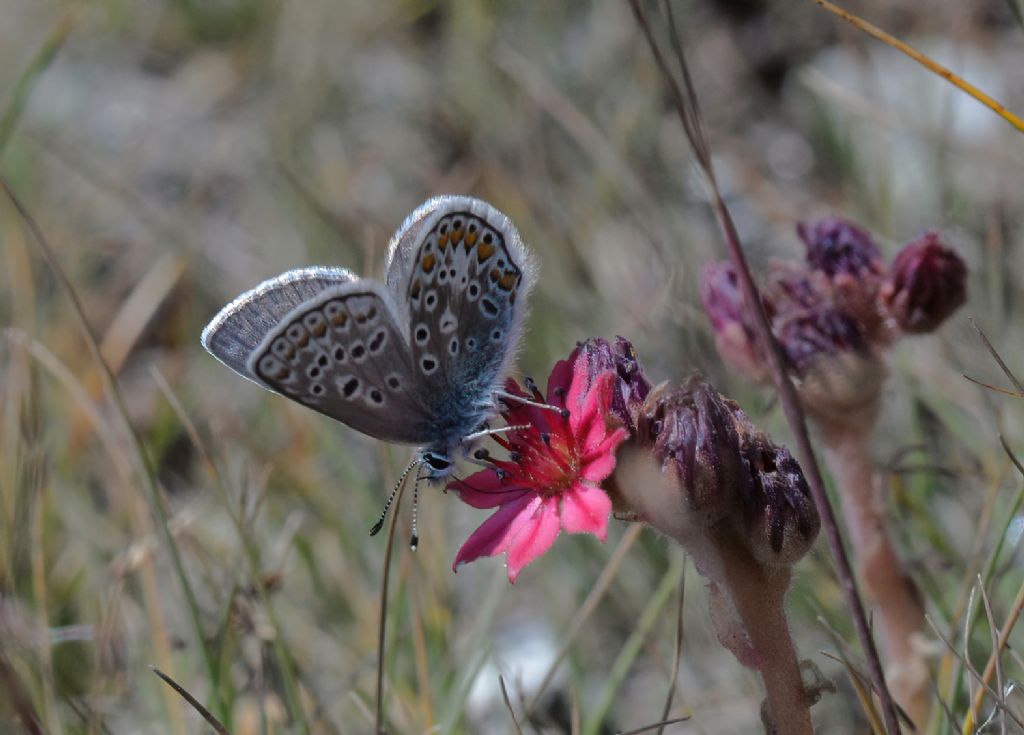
[201,196,538,542]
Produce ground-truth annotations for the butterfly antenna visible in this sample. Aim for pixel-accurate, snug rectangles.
[409,466,425,551]
[370,457,420,537]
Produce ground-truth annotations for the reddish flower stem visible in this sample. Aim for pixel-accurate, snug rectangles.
[716,535,814,735]
[822,428,928,726]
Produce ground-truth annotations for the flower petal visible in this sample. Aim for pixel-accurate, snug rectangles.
[505,496,561,583]
[560,483,611,540]
[572,372,617,448]
[450,470,532,509]
[580,450,617,484]
[453,494,537,571]
[546,354,577,407]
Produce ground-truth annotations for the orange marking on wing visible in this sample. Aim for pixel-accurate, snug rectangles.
[422,253,437,273]
[477,242,495,262]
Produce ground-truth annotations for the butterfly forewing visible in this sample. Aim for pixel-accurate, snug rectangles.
[388,198,536,438]
[246,283,437,444]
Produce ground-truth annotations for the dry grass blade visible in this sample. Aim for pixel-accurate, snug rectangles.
[969,319,1024,395]
[0,11,74,155]
[0,176,228,720]
[152,667,231,735]
[626,2,901,732]
[963,437,1024,732]
[617,716,691,735]
[656,566,686,735]
[810,0,1024,135]
[975,577,1007,735]
[148,366,312,733]
[498,676,525,735]
[816,621,888,734]
[0,650,46,735]
[375,471,410,735]
[925,615,1024,731]
[523,523,643,716]
[962,375,1023,398]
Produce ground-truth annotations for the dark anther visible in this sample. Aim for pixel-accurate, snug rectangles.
[524,377,538,392]
[509,451,522,462]
[540,432,551,446]
[553,387,566,398]
[474,448,490,460]
[495,468,508,481]
[559,408,570,420]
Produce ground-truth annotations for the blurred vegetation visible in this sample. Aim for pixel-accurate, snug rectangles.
[1,1,1023,733]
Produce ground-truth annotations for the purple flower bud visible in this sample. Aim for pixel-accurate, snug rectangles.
[797,217,884,281]
[575,337,652,433]
[882,232,967,334]
[701,262,768,382]
[732,411,820,565]
[774,307,867,376]
[636,377,747,527]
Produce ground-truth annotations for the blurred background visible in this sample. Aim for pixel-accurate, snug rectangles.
[1,0,1023,732]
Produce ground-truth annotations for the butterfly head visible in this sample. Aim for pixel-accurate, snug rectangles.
[419,449,454,480]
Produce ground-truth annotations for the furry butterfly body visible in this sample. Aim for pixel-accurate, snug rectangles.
[201,196,537,478]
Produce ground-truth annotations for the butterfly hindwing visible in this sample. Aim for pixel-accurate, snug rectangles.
[245,281,438,444]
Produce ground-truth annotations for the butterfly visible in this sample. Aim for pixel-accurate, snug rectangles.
[201,196,538,541]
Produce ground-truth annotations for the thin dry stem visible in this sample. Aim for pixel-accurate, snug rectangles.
[375,470,410,735]
[151,667,230,735]
[656,570,686,735]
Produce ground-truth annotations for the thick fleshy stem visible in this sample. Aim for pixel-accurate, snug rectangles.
[714,529,814,735]
[822,427,928,727]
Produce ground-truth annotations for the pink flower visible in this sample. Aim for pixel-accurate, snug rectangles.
[449,348,629,582]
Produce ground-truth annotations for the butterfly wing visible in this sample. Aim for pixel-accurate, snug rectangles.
[385,196,537,433]
[202,269,437,445]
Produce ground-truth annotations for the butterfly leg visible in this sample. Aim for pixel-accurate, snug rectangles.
[461,423,531,444]
[492,389,569,419]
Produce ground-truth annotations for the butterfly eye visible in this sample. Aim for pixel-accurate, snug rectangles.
[424,453,451,471]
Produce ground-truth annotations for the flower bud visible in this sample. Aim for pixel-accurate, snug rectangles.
[732,411,820,566]
[575,337,652,434]
[635,377,747,528]
[797,217,884,281]
[701,262,768,382]
[882,232,966,334]
[774,306,866,377]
